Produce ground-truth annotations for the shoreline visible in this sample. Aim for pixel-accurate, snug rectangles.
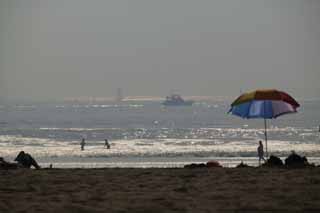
[1,167,320,212]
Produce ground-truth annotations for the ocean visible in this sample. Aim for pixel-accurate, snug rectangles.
[0,99,319,168]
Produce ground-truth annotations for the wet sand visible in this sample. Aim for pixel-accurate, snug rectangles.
[0,167,320,213]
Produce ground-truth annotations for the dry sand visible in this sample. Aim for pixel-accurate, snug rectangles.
[0,167,320,213]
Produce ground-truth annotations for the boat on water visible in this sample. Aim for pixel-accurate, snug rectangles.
[162,94,194,106]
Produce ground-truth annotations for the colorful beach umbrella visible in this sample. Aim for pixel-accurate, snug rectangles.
[228,89,300,157]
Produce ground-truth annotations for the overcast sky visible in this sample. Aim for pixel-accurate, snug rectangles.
[0,0,319,101]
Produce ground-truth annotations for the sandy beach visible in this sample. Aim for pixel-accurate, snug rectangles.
[0,167,320,213]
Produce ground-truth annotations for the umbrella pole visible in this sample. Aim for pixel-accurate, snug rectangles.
[264,118,268,158]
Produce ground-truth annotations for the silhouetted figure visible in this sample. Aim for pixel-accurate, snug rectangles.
[257,140,266,166]
[81,138,85,151]
[104,139,110,149]
[14,151,40,169]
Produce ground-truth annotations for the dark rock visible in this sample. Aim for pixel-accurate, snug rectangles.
[285,152,309,168]
[206,160,222,168]
[0,157,18,170]
[184,163,206,169]
[263,155,283,167]
[236,161,250,168]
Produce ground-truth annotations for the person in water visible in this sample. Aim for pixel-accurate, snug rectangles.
[14,151,40,169]
[104,139,110,149]
[257,140,266,166]
[81,138,85,151]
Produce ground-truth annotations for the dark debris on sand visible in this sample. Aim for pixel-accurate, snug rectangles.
[262,152,315,168]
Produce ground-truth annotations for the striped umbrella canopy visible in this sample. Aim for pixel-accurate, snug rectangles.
[228,89,300,157]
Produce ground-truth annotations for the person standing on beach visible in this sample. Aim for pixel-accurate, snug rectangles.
[104,139,110,149]
[257,140,265,165]
[81,138,85,151]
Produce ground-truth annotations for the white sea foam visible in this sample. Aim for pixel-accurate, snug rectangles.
[68,104,144,108]
[39,127,122,131]
[1,135,320,161]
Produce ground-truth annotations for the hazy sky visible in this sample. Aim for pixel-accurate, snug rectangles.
[1,0,319,101]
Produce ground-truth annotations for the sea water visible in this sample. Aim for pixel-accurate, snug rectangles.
[0,99,319,168]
